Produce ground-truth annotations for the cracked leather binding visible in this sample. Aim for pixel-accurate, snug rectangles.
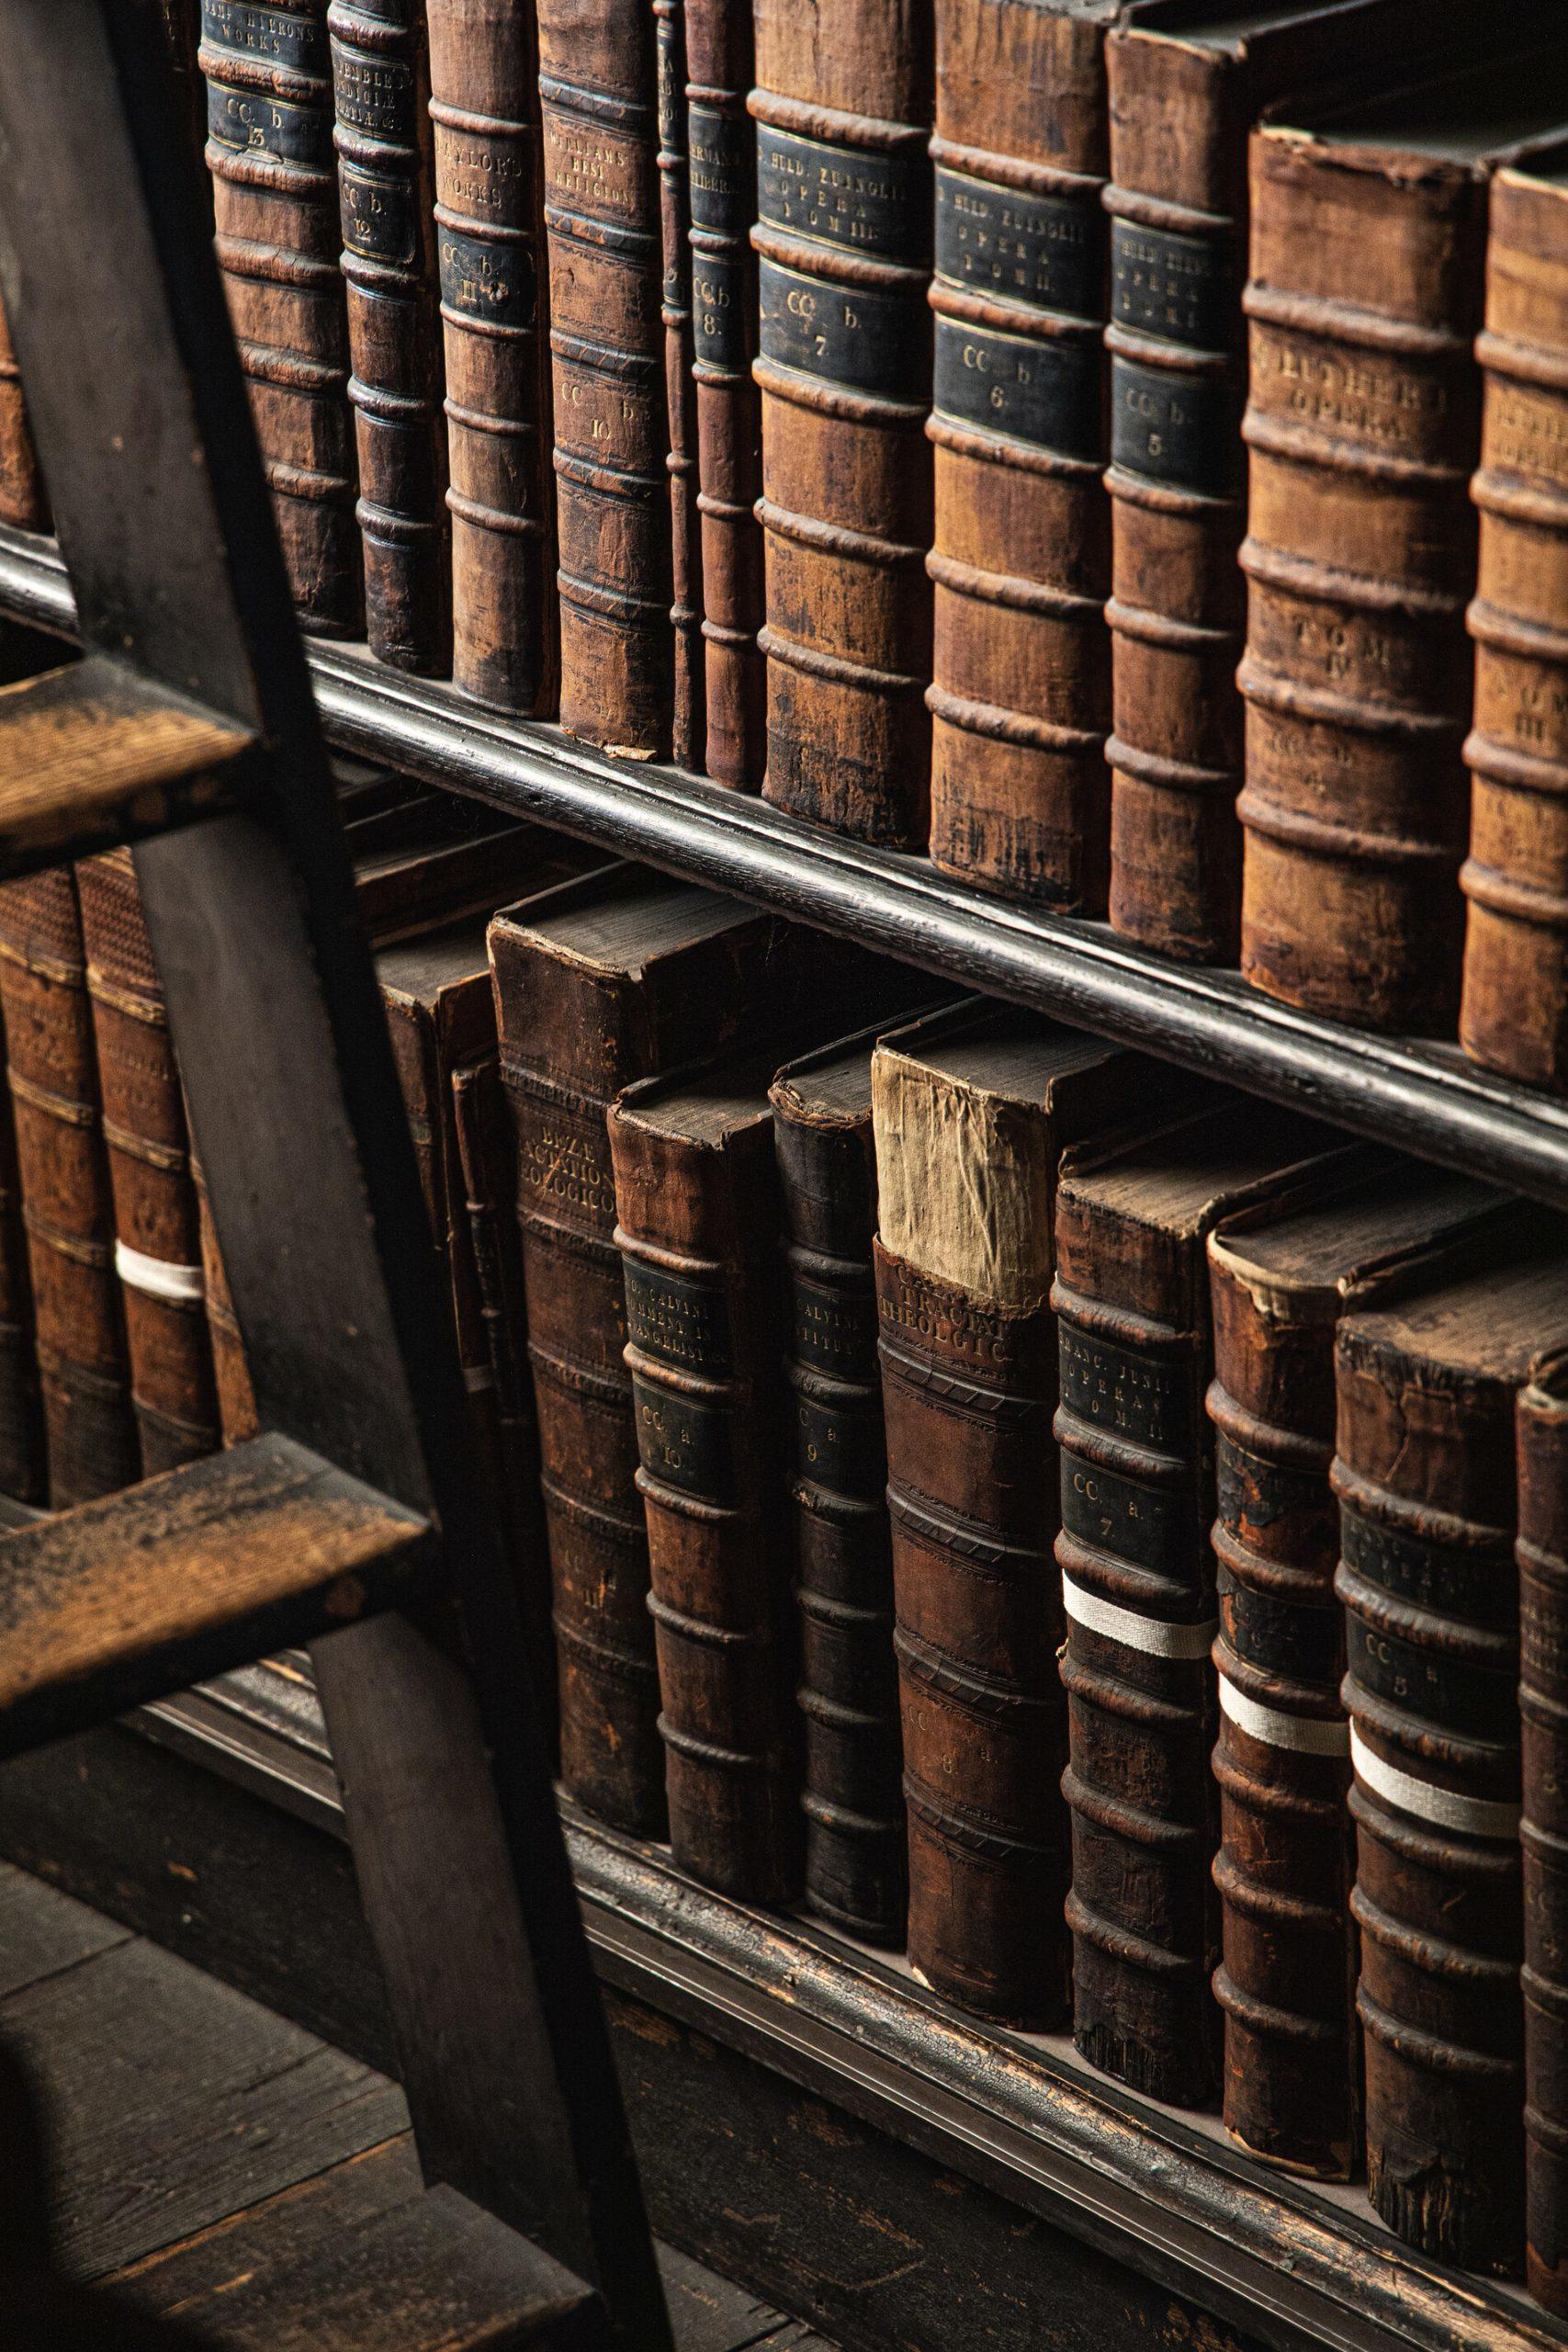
[926,0,1118,910]
[686,0,763,784]
[1335,1237,1568,2274]
[1237,40,1568,1032]
[751,0,934,845]
[537,0,671,755]
[1053,1096,1342,2108]
[657,0,705,768]
[329,0,451,674]
[0,871,139,1505]
[77,851,220,1479]
[870,1001,1163,2025]
[1462,153,1568,1090]
[199,0,363,635]
[1520,1347,1568,2314]
[426,0,556,712]
[1206,1158,1506,2176]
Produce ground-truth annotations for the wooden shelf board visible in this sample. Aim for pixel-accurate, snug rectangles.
[2,523,1565,1208]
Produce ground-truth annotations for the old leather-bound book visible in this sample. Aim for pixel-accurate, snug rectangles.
[1206,1158,1508,2176]
[1102,0,1438,965]
[489,872,815,1835]
[537,0,671,755]
[329,0,451,673]
[1335,1238,1568,2272]
[772,1023,923,1942]
[1238,47,1568,1032]
[687,0,762,784]
[926,0,1117,910]
[0,872,138,1505]
[0,298,46,533]
[193,1159,258,1447]
[200,0,362,635]
[751,0,934,845]
[657,0,705,768]
[1521,1348,1568,2313]
[77,853,220,1477]
[427,0,556,712]
[1462,153,1568,1089]
[611,1044,803,1903]
[0,1023,41,1506]
[1054,1096,1343,2107]
[871,1002,1166,2023]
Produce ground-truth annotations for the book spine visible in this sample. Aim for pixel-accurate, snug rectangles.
[328,0,452,674]
[875,1239,1066,2023]
[613,1116,800,1905]
[1206,1269,1355,2177]
[193,1158,259,1445]
[537,0,671,755]
[1333,1330,1523,2273]
[1052,1271,1218,2107]
[152,0,213,196]
[686,0,763,786]
[1236,135,1482,1034]
[77,855,220,1477]
[0,296,48,532]
[657,0,705,768]
[774,1109,903,1942]
[0,874,140,1506]
[925,0,1110,910]
[1461,171,1568,1090]
[1520,1360,1568,2314]
[426,0,555,712]
[750,0,933,845]
[199,0,363,636]
[1102,38,1244,964]
[0,986,41,1505]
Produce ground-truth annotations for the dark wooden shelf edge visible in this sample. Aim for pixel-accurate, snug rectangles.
[3,523,1565,1208]
[132,1680,1561,2352]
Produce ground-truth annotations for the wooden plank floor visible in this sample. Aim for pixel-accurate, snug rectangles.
[0,1860,832,2349]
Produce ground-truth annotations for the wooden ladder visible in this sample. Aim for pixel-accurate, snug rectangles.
[0,3,671,2346]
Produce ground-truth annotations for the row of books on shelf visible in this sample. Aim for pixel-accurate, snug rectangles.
[0,735,1564,2305]
[5,0,1568,1089]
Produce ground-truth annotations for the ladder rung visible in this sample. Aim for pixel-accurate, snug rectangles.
[0,1432,433,1758]
[0,652,254,875]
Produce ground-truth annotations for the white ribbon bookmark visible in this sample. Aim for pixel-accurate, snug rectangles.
[115,1239,207,1305]
[1349,1723,1519,1842]
[1219,1673,1349,1757]
[1060,1572,1217,1661]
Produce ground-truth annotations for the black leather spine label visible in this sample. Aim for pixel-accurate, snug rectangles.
[933,314,1098,458]
[692,248,747,371]
[1110,353,1235,492]
[1111,220,1230,354]
[1058,1322,1193,1455]
[689,103,749,232]
[756,125,926,265]
[202,0,325,74]
[623,1257,733,1377]
[330,43,412,139]
[795,1384,885,1500]
[1340,1502,1516,1632]
[632,1371,733,1501]
[1217,1563,1340,1688]
[1216,1433,1331,1543]
[791,1272,877,1379]
[1060,1443,1200,1577]
[340,159,416,265]
[935,167,1100,319]
[438,224,538,328]
[208,81,333,167]
[758,256,921,401]
[1345,1610,1515,1744]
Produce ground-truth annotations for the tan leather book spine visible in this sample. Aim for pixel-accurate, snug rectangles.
[200,0,364,636]
[1462,164,1568,1088]
[657,0,705,768]
[0,872,139,1505]
[194,1157,260,1445]
[687,0,764,785]
[1236,128,1483,1032]
[0,296,48,533]
[537,0,671,755]
[0,986,42,1505]
[427,0,557,713]
[751,0,934,845]
[1520,1347,1568,2313]
[329,0,452,674]
[926,0,1113,910]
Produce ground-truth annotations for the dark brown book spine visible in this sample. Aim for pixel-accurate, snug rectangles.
[200,0,363,635]
[1462,167,1568,1089]
[876,1241,1066,2022]
[0,296,48,533]
[612,1099,801,1904]
[1236,130,1481,1033]
[537,0,671,755]
[926,0,1111,910]
[0,873,139,1506]
[1052,1258,1219,2107]
[1521,1352,1568,2314]
[1207,1253,1356,2176]
[687,0,763,785]
[329,0,452,673]
[77,854,220,1476]
[193,1158,259,1445]
[149,0,212,195]
[427,0,555,713]
[1102,29,1245,964]
[1334,1322,1524,2272]
[657,0,705,768]
[751,0,934,845]
[773,1091,903,1942]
